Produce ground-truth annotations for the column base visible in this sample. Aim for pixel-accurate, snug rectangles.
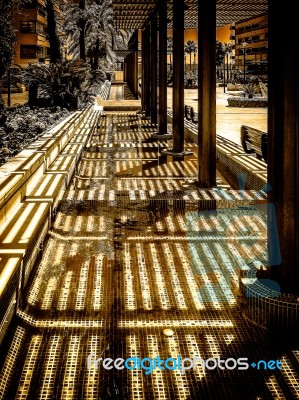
[188,182,231,190]
[161,149,194,157]
[151,133,173,140]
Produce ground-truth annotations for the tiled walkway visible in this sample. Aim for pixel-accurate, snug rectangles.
[0,112,298,400]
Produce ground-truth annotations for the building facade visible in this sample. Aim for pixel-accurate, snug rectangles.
[13,0,68,67]
[13,0,50,66]
[234,13,268,74]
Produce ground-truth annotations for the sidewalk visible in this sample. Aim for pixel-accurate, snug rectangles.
[1,91,28,107]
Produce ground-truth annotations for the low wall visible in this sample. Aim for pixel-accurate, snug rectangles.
[227,97,268,108]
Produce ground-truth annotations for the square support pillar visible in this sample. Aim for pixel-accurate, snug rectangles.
[172,0,185,153]
[268,0,299,294]
[152,0,172,139]
[141,26,151,116]
[162,0,193,155]
[150,19,158,124]
[197,0,216,187]
[158,0,168,134]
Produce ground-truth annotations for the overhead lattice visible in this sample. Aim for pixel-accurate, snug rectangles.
[112,0,268,29]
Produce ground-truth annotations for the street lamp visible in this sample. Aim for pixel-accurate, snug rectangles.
[223,51,226,93]
[222,44,231,93]
[242,42,247,83]
[226,51,229,81]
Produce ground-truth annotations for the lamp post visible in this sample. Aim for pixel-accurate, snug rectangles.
[223,51,226,93]
[242,42,247,83]
[226,51,229,81]
[222,44,231,93]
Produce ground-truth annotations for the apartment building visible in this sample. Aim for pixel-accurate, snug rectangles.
[13,0,50,66]
[234,13,268,74]
[13,0,67,67]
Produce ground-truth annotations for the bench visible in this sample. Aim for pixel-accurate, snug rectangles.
[184,105,198,124]
[240,125,268,163]
[190,107,198,124]
[167,109,267,190]
[184,105,192,121]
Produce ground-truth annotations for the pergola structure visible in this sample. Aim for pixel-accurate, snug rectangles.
[113,0,268,29]
[112,0,299,296]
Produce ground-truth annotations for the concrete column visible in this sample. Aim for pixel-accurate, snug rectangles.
[124,60,127,83]
[144,25,151,117]
[150,18,158,123]
[197,0,216,187]
[134,49,139,98]
[172,0,185,152]
[162,0,192,156]
[152,0,172,139]
[268,0,299,294]
[125,51,139,99]
[141,29,146,111]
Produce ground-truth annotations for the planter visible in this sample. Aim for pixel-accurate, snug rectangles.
[227,83,243,91]
[227,97,268,108]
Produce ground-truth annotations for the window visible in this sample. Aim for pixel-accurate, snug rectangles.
[20,45,45,59]
[20,45,37,58]
[236,27,245,35]
[36,46,45,58]
[252,35,260,42]
[36,22,47,35]
[20,20,36,33]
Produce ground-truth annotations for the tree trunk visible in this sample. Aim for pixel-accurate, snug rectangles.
[7,68,11,107]
[92,38,100,70]
[0,93,5,111]
[28,82,38,108]
[79,0,86,62]
[46,0,62,63]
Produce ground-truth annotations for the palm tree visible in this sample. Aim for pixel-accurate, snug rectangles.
[184,40,197,78]
[22,60,107,109]
[64,0,91,62]
[64,0,132,71]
